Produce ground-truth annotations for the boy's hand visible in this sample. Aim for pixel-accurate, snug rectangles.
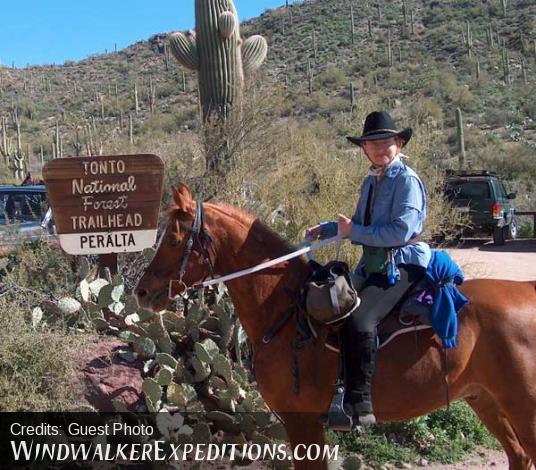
[338,214,352,238]
[305,224,322,241]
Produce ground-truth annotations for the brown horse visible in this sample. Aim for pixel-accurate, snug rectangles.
[135,184,536,470]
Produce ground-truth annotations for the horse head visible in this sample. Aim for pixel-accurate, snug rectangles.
[134,183,215,311]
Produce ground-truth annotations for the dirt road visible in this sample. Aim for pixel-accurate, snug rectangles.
[424,449,508,469]
[446,238,536,281]
[423,238,535,469]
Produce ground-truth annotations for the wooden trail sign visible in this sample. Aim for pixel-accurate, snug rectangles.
[43,154,164,255]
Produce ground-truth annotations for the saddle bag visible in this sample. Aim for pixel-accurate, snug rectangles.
[303,260,361,325]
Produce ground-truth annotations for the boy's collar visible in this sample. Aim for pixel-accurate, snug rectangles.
[368,154,405,177]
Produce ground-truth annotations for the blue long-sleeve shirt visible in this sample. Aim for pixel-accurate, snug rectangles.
[320,156,431,275]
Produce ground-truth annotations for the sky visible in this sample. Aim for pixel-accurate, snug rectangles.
[0,0,291,68]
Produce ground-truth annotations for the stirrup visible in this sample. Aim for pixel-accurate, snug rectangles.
[320,382,353,431]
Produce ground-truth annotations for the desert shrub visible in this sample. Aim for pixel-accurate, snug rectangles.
[410,97,444,128]
[294,90,348,116]
[153,80,176,100]
[330,401,496,466]
[485,108,524,128]
[0,296,82,411]
[139,112,183,138]
[444,82,474,109]
[1,240,78,296]
[316,65,347,89]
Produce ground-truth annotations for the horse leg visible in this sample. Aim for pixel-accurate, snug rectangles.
[282,413,329,470]
[491,391,536,466]
[466,391,533,470]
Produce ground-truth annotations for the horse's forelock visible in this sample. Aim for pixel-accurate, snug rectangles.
[166,205,182,223]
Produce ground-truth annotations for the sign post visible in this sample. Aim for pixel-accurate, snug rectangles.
[43,154,164,260]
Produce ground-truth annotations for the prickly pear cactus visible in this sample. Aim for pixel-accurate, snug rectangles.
[33,261,287,462]
[169,0,268,121]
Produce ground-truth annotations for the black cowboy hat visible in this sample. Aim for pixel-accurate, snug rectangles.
[347,111,412,147]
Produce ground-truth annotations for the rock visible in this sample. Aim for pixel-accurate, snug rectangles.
[416,457,428,467]
[342,455,364,469]
[79,338,144,411]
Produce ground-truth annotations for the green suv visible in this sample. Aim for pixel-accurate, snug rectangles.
[444,170,517,245]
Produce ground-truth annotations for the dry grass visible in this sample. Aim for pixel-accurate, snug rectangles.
[0,295,91,411]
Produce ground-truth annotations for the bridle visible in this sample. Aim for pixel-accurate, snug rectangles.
[168,201,216,299]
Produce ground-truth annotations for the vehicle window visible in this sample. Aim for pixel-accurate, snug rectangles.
[445,181,491,200]
[491,180,506,199]
[0,194,6,223]
[0,192,47,223]
[0,193,15,222]
[22,193,47,220]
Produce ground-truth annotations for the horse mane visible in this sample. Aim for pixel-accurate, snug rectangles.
[167,199,297,254]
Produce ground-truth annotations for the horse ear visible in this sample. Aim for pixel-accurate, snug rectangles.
[171,186,182,206]
[177,183,193,201]
[172,184,195,213]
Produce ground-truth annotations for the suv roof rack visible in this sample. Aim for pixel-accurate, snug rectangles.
[445,169,497,178]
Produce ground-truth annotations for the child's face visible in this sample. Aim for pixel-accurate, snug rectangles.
[362,137,402,167]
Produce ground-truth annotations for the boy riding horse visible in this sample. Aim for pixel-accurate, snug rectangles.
[307,111,430,426]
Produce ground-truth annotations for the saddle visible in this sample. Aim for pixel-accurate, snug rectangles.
[306,275,435,354]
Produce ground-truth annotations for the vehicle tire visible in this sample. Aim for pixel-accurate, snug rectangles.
[493,226,506,245]
[506,217,518,240]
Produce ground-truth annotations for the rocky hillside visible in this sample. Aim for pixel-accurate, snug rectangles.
[0,0,535,202]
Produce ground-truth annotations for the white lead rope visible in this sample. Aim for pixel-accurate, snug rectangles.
[191,235,342,289]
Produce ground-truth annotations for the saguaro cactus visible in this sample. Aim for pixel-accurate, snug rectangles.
[387,30,394,67]
[11,153,26,180]
[502,48,511,85]
[0,116,10,165]
[463,21,473,58]
[521,58,527,85]
[53,120,63,159]
[134,82,139,114]
[307,59,313,94]
[312,30,318,61]
[350,6,356,44]
[456,108,466,169]
[169,0,268,121]
[349,82,355,111]
[486,25,494,48]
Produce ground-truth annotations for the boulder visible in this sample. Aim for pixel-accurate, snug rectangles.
[79,338,144,411]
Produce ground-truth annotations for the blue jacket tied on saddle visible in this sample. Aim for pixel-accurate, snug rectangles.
[425,250,469,349]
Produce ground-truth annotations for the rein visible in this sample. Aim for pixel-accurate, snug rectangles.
[168,200,342,298]
[168,200,341,396]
